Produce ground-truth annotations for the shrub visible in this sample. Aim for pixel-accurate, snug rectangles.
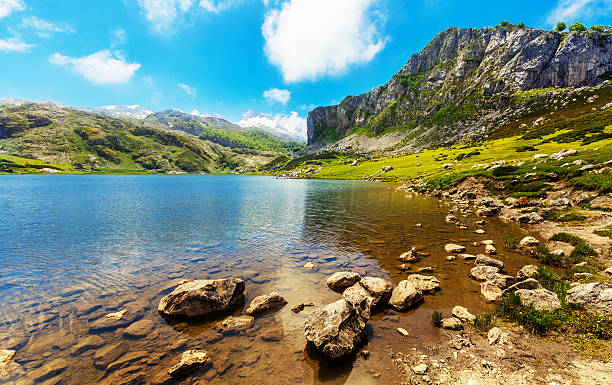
[590,25,605,32]
[517,22,525,28]
[501,20,510,27]
[569,242,598,263]
[556,22,567,31]
[473,313,494,332]
[503,234,519,249]
[432,310,442,327]
[551,232,583,245]
[569,22,587,32]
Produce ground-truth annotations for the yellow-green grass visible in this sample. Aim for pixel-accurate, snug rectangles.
[281,131,612,182]
[0,154,76,173]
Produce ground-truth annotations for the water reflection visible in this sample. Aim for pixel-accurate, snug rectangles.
[0,175,536,384]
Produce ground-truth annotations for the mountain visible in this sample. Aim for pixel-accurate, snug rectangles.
[307,25,612,151]
[0,103,285,174]
[88,105,153,119]
[149,110,304,153]
[237,110,307,143]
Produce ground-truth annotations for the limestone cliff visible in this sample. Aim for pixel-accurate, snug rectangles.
[307,25,612,149]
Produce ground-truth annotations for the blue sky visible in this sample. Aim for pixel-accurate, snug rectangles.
[1,0,611,139]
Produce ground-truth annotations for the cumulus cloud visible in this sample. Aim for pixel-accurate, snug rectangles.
[0,37,33,52]
[177,83,197,96]
[237,110,306,141]
[21,16,76,37]
[0,0,25,19]
[546,0,612,25]
[49,50,141,84]
[263,88,291,105]
[137,0,193,31]
[262,0,387,82]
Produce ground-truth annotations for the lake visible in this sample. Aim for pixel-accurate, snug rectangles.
[0,175,536,384]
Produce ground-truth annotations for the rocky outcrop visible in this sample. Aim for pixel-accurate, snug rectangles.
[158,278,245,318]
[567,282,612,316]
[307,26,612,148]
[516,288,561,311]
[304,298,370,359]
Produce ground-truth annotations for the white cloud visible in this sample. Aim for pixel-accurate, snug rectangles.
[191,109,223,118]
[177,83,197,97]
[0,37,33,52]
[262,0,387,83]
[263,87,291,105]
[49,50,141,84]
[0,0,25,19]
[546,0,612,24]
[137,0,193,31]
[21,16,75,37]
[238,110,306,141]
[199,0,240,13]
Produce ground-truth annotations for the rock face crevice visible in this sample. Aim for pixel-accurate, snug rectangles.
[307,26,612,146]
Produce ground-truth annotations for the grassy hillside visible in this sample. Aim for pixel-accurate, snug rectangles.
[0,103,280,174]
[149,110,304,153]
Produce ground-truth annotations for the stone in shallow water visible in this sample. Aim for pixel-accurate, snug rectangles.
[27,358,69,382]
[452,306,475,322]
[481,282,503,302]
[123,319,155,339]
[475,254,504,270]
[304,298,369,359]
[106,351,149,373]
[219,316,254,334]
[399,248,419,262]
[471,266,500,281]
[445,244,466,253]
[246,292,288,316]
[388,280,423,311]
[101,365,146,385]
[441,317,463,330]
[89,303,144,332]
[326,272,361,291]
[406,274,440,293]
[167,350,210,379]
[158,278,245,318]
[343,277,393,309]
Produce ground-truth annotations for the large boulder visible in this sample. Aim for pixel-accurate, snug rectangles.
[566,282,612,317]
[326,272,361,291]
[516,289,561,311]
[245,292,287,316]
[158,278,245,318]
[388,281,423,311]
[304,298,369,359]
[475,255,504,270]
[343,277,392,308]
[406,274,440,293]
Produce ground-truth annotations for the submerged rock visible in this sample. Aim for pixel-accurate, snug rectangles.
[219,316,254,334]
[70,335,104,355]
[101,365,146,385]
[516,288,561,311]
[93,342,129,369]
[167,350,210,379]
[90,303,144,332]
[566,282,612,316]
[158,278,245,318]
[123,319,155,339]
[326,272,361,291]
[291,302,315,313]
[245,292,287,316]
[304,298,369,359]
[388,280,423,311]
